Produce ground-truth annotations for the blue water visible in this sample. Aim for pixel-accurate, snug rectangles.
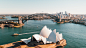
[0,16,86,48]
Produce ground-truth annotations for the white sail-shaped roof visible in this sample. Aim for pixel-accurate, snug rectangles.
[56,32,60,42]
[53,29,56,34]
[21,37,31,44]
[57,32,59,34]
[46,38,53,43]
[32,34,41,42]
[33,34,47,44]
[40,26,52,38]
[59,33,63,40]
[41,36,47,44]
[48,32,56,43]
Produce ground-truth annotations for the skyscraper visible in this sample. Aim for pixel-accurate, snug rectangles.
[65,11,67,15]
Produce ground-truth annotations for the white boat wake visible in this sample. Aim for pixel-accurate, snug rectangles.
[19,32,39,35]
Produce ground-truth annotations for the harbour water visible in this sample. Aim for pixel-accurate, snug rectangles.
[0,16,86,48]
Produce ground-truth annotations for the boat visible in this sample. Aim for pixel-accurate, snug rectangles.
[14,24,24,28]
[37,26,38,28]
[12,33,19,36]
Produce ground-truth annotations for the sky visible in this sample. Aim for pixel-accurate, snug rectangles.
[0,0,86,14]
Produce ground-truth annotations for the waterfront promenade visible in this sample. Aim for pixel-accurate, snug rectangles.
[0,39,66,48]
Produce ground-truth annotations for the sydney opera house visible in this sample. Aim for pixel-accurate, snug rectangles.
[21,26,66,47]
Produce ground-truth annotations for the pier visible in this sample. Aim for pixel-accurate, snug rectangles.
[55,17,71,23]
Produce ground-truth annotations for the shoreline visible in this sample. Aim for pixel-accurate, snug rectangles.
[0,39,66,48]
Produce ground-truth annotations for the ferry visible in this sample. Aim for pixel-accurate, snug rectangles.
[12,33,19,36]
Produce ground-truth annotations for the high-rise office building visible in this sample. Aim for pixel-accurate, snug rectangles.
[65,11,67,15]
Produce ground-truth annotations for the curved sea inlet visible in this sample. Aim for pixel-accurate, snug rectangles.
[0,16,86,48]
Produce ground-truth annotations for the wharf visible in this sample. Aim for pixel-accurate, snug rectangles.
[0,39,66,48]
[0,24,24,28]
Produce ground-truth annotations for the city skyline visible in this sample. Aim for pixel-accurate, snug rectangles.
[0,0,86,14]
